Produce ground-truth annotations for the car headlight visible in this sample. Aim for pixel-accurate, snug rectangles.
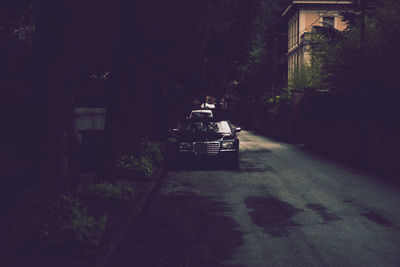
[221,141,234,149]
[179,142,192,150]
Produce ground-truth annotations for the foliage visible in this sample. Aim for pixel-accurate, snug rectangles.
[10,192,107,257]
[235,0,289,101]
[137,0,275,103]
[139,138,165,166]
[116,154,154,178]
[267,93,292,118]
[305,0,400,99]
[265,93,293,140]
[288,62,324,91]
[77,182,135,203]
[114,138,166,179]
[306,27,361,93]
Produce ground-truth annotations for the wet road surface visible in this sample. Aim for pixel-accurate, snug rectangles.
[107,130,400,267]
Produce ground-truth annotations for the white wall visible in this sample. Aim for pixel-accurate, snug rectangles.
[73,108,107,143]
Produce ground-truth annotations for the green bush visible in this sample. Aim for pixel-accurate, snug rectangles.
[115,138,165,179]
[77,182,135,203]
[10,192,107,258]
[265,93,292,140]
[140,138,165,166]
[116,154,154,178]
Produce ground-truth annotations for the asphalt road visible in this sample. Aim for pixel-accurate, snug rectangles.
[107,130,400,267]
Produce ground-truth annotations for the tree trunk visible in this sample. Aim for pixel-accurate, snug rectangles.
[34,0,72,196]
[100,0,151,181]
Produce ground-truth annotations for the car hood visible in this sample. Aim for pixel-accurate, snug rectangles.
[178,132,234,142]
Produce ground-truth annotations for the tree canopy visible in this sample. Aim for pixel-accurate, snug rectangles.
[291,0,400,103]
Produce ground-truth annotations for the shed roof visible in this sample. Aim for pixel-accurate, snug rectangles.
[282,0,353,16]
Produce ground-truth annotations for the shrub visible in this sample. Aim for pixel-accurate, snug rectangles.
[115,138,165,179]
[140,138,165,166]
[265,93,293,140]
[10,192,107,258]
[138,155,154,175]
[77,182,135,203]
[116,154,154,178]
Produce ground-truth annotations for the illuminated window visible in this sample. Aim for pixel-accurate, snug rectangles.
[322,16,334,28]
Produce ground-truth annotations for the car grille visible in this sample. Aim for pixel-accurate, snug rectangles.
[193,142,220,155]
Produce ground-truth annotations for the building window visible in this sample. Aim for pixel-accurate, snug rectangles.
[322,16,334,28]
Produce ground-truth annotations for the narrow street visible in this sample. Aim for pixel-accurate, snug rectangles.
[107,130,400,267]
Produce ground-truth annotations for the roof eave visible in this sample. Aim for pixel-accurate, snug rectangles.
[282,4,292,17]
[282,1,353,17]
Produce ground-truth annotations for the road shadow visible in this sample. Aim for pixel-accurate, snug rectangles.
[167,157,237,171]
[361,212,393,227]
[167,153,275,173]
[108,191,244,267]
[306,203,341,223]
[231,158,275,173]
[239,148,272,154]
[245,196,303,237]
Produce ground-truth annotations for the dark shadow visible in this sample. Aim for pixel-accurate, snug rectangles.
[241,129,400,190]
[168,154,275,173]
[239,149,272,154]
[167,157,237,171]
[231,159,275,173]
[245,196,303,237]
[295,146,400,189]
[108,191,243,267]
[306,203,341,223]
[361,212,393,227]
[0,170,39,217]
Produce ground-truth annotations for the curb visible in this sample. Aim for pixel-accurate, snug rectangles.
[93,170,166,267]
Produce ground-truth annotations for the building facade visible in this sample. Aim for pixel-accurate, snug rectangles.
[282,0,352,81]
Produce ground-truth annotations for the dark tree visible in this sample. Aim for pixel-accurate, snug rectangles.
[99,0,271,179]
[33,0,73,195]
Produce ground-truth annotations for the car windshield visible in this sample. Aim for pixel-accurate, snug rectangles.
[184,121,231,134]
[191,111,212,118]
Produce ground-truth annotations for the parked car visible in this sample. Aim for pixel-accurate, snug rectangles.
[200,103,216,109]
[170,118,241,168]
[189,109,213,119]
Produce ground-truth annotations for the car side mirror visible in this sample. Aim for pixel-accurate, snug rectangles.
[234,127,241,133]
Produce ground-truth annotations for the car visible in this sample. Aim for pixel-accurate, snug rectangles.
[189,109,213,119]
[171,118,241,168]
[200,103,216,109]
